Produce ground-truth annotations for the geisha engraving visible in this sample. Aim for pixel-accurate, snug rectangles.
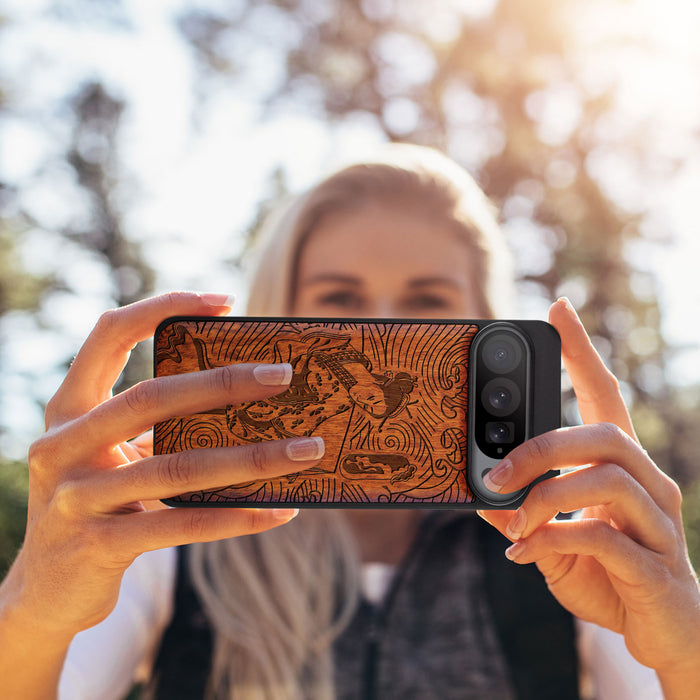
[223,332,418,449]
[154,319,478,505]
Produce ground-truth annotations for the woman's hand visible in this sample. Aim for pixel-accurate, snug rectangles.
[478,298,700,695]
[1,292,324,642]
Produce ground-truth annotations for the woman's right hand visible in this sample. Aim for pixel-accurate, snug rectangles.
[2,292,323,642]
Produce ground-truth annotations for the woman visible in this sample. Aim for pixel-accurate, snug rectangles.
[0,145,698,699]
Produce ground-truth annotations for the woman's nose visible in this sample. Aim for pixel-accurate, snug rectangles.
[366,300,400,319]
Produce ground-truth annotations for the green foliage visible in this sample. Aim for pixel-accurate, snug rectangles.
[63,81,157,393]
[0,460,28,577]
[682,478,700,572]
[0,223,54,316]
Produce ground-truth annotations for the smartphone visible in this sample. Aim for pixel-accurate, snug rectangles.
[153,317,560,509]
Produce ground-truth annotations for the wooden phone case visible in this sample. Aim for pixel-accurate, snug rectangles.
[153,317,560,508]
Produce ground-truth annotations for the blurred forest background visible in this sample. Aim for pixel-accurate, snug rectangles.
[1,0,700,574]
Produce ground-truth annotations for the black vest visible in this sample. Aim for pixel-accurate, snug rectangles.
[148,514,579,699]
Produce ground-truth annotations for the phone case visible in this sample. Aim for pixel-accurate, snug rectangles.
[153,317,560,508]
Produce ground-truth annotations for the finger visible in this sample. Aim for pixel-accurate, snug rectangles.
[483,423,681,515]
[67,362,293,454]
[47,292,235,424]
[548,298,636,439]
[127,430,153,459]
[110,506,301,558]
[476,509,516,539]
[120,441,144,462]
[503,518,663,588]
[503,464,676,554]
[86,436,325,508]
[119,431,153,462]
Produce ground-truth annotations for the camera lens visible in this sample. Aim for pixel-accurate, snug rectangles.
[486,421,514,444]
[481,378,521,417]
[489,387,511,411]
[482,334,523,374]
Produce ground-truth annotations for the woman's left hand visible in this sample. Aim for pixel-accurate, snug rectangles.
[478,298,700,696]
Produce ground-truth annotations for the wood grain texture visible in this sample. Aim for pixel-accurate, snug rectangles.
[154,319,478,505]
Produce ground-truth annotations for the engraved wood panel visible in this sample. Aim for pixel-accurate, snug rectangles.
[154,319,478,505]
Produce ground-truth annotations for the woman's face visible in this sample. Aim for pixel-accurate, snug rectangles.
[292,202,485,319]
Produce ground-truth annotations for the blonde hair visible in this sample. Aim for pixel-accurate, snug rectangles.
[189,512,359,700]
[188,144,514,699]
[246,143,514,317]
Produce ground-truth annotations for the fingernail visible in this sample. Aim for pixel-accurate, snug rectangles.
[505,541,527,561]
[506,509,527,540]
[483,460,512,493]
[557,296,578,319]
[198,293,236,309]
[254,363,293,386]
[273,508,299,521]
[286,436,325,461]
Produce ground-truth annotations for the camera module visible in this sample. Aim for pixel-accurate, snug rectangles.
[467,320,559,507]
[470,323,531,463]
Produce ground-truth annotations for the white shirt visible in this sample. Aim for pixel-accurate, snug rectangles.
[59,548,663,700]
[59,548,176,700]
